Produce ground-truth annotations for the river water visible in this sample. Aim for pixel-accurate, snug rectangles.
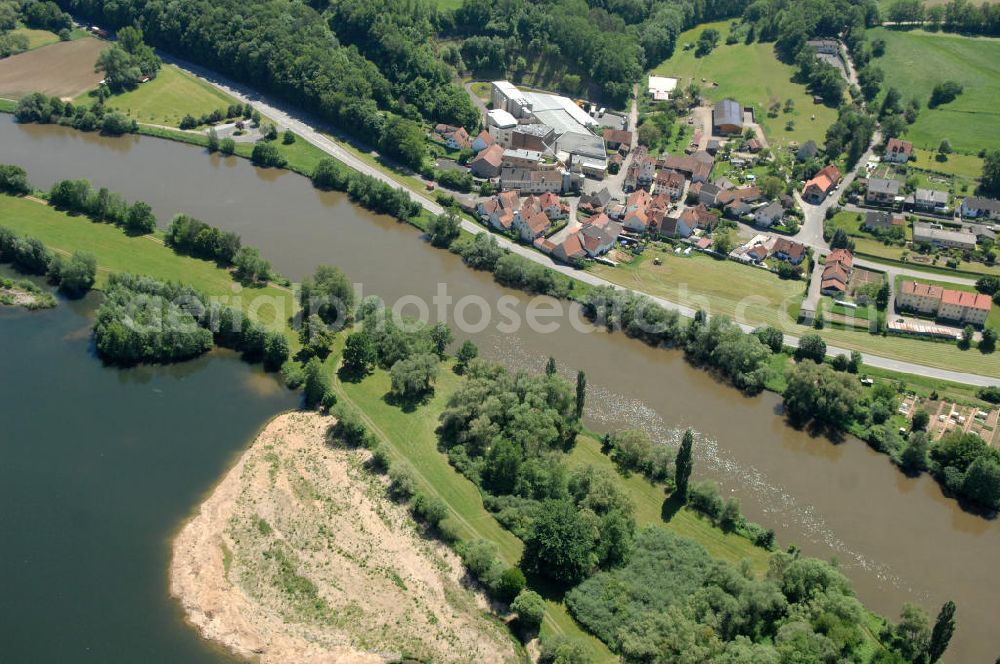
[2,119,998,661]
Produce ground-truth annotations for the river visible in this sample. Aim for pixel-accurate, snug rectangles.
[2,118,998,661]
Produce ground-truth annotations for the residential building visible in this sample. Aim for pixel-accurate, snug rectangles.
[968,223,996,243]
[476,189,520,231]
[940,290,992,326]
[820,248,853,295]
[961,197,1000,221]
[553,233,586,264]
[602,128,633,151]
[712,99,743,135]
[863,210,905,232]
[471,144,505,178]
[656,215,693,239]
[680,203,719,230]
[518,210,551,243]
[500,167,577,194]
[807,39,839,55]
[624,189,651,215]
[655,170,685,200]
[659,154,713,183]
[897,280,992,325]
[434,124,471,150]
[753,201,785,228]
[911,188,948,213]
[717,187,762,207]
[579,187,613,213]
[912,222,976,250]
[745,244,769,263]
[724,200,752,219]
[803,164,841,204]
[533,191,569,220]
[884,138,913,164]
[580,215,623,257]
[772,237,806,264]
[471,130,492,153]
[698,183,723,206]
[623,208,649,233]
[866,178,901,205]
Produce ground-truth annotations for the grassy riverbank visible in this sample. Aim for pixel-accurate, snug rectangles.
[0,195,296,338]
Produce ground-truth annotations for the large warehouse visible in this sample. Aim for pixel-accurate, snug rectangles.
[712,98,743,135]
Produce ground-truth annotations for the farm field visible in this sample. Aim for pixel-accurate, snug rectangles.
[868,28,1000,154]
[911,148,983,182]
[0,37,106,99]
[96,64,241,127]
[651,21,839,147]
[591,244,1000,377]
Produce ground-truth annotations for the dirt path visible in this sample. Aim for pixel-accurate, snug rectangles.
[170,411,518,664]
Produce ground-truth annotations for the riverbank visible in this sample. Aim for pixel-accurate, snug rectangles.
[170,410,518,664]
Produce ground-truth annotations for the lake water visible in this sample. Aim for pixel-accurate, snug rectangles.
[2,118,999,661]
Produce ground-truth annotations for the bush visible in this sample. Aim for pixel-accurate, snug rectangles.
[51,251,97,298]
[687,480,723,521]
[0,164,31,195]
[388,465,416,501]
[511,589,546,631]
[411,492,448,526]
[251,141,287,168]
[495,566,527,603]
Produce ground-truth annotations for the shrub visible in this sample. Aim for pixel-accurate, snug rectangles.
[511,589,546,631]
[388,466,416,501]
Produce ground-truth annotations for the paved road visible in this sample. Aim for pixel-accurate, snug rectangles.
[159,55,997,386]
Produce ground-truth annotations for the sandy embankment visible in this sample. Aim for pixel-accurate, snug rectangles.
[170,412,517,664]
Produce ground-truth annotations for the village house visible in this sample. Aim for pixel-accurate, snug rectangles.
[623,208,650,233]
[680,203,719,231]
[580,214,624,257]
[471,143,504,178]
[471,130,492,153]
[897,281,991,326]
[865,178,901,206]
[579,187,613,214]
[772,237,807,264]
[910,188,948,213]
[961,197,1000,221]
[624,147,657,191]
[657,215,693,239]
[532,191,569,220]
[698,183,723,207]
[807,39,840,55]
[803,164,841,204]
[434,124,471,150]
[500,167,575,195]
[753,201,785,228]
[517,210,551,243]
[744,244,769,264]
[552,233,586,264]
[717,187,762,207]
[655,170,685,200]
[602,128,633,151]
[659,154,713,183]
[476,189,520,231]
[968,223,997,243]
[863,210,905,232]
[912,221,976,250]
[884,138,913,164]
[624,189,651,215]
[724,200,752,219]
[820,248,853,295]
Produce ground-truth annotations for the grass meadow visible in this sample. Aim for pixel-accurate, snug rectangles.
[652,21,839,147]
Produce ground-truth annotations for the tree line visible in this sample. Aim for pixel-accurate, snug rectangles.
[15,92,137,136]
[311,158,420,221]
[0,224,96,299]
[93,272,289,368]
[884,0,1000,35]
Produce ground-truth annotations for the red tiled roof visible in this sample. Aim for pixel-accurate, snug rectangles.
[887,138,912,157]
[826,248,853,269]
[821,278,846,292]
[524,211,550,235]
[941,289,992,311]
[602,128,633,145]
[900,281,943,299]
[475,143,504,165]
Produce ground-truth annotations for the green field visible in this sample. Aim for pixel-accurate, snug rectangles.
[911,148,984,182]
[591,245,1000,377]
[869,28,1000,154]
[0,195,296,336]
[96,64,241,127]
[9,27,60,50]
[652,21,839,147]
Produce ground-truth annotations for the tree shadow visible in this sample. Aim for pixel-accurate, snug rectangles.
[660,492,684,523]
[382,388,434,413]
[337,363,369,384]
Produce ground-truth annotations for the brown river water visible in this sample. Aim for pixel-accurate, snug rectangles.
[2,119,998,661]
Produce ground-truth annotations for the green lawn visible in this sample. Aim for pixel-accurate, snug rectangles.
[652,21,839,147]
[869,28,1000,154]
[9,27,60,50]
[97,64,241,127]
[911,148,983,182]
[0,195,295,336]
[590,248,806,330]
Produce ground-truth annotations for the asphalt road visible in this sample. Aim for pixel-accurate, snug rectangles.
[158,55,997,387]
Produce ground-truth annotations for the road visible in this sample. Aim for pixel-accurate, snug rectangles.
[158,55,997,386]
